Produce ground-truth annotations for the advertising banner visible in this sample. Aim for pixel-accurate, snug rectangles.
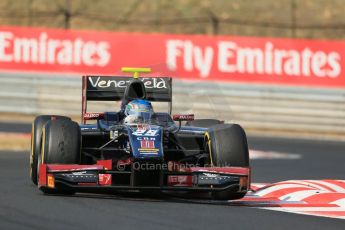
[0,26,344,88]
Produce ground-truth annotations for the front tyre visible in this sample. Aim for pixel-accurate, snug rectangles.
[41,119,81,165]
[206,124,249,167]
[30,115,70,185]
[205,124,249,200]
[40,119,81,194]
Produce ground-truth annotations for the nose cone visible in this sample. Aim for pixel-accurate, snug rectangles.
[127,125,164,159]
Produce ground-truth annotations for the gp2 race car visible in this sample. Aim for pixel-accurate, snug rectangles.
[30,67,250,200]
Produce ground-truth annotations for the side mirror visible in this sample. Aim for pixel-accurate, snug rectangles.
[173,114,194,122]
[83,112,104,120]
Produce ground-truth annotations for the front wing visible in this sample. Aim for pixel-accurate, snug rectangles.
[38,160,250,195]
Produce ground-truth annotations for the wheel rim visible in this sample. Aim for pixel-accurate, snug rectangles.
[204,132,214,166]
[37,152,41,185]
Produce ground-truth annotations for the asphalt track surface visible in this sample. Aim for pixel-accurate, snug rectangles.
[0,123,345,229]
[0,122,31,133]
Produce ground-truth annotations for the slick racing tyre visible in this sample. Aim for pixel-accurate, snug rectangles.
[205,124,249,167]
[204,124,249,200]
[40,119,81,194]
[186,119,222,128]
[41,119,80,165]
[30,115,70,185]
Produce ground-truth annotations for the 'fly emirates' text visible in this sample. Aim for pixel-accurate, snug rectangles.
[166,39,341,78]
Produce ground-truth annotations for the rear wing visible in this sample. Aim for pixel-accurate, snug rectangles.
[81,76,172,124]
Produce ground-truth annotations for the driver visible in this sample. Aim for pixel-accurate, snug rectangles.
[123,99,154,124]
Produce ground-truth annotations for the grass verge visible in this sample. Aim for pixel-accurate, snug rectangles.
[0,133,30,152]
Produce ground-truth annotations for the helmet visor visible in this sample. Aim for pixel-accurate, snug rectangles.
[128,111,153,124]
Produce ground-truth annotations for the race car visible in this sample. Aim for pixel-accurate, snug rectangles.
[30,67,250,200]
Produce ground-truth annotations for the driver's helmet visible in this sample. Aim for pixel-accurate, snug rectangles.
[124,99,154,124]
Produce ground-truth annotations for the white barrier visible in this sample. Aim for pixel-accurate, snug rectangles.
[1,72,345,139]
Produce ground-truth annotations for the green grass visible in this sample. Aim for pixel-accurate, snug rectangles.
[0,0,344,39]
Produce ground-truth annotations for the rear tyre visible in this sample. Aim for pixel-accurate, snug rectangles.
[205,124,249,200]
[40,119,81,194]
[30,115,70,185]
[186,119,222,128]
